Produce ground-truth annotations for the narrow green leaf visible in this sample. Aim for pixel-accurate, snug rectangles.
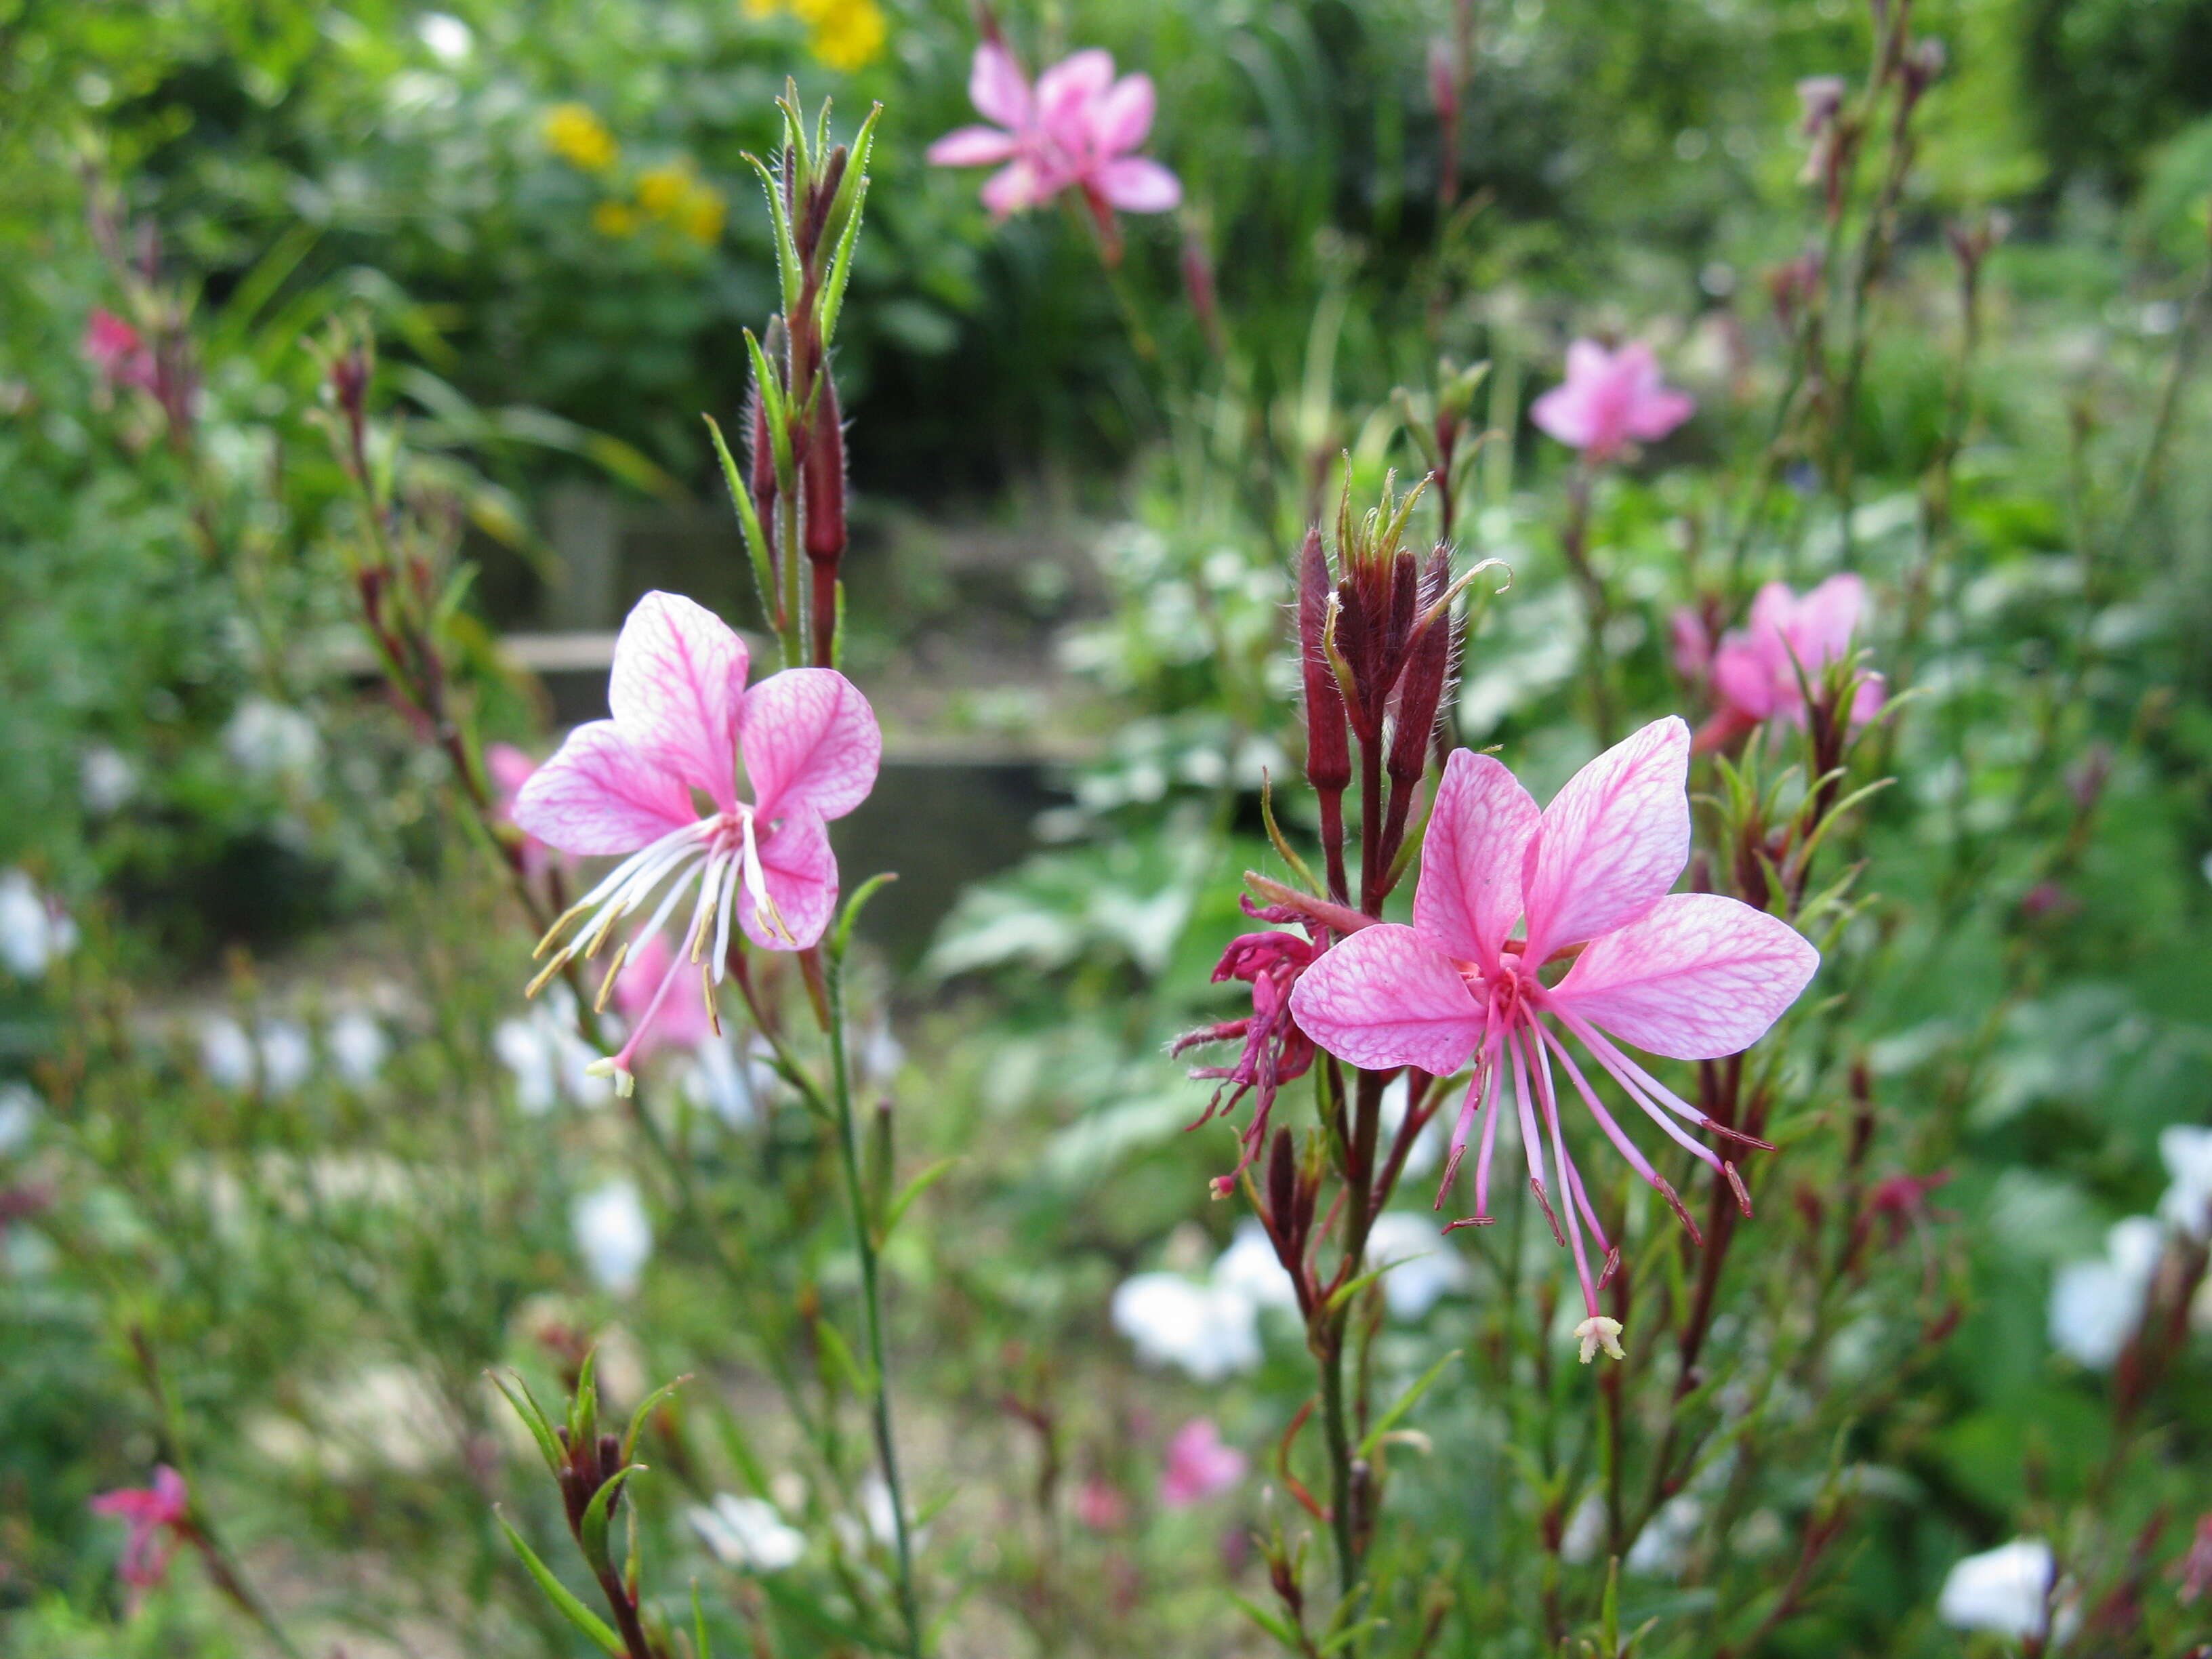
[622,1374,692,1465]
[1357,1348,1461,1461]
[495,1510,625,1657]
[1228,1592,1306,1651]
[692,1580,714,1659]
[579,1465,644,1577]
[813,1317,874,1399]
[488,1371,564,1478]
[830,872,899,964]
[703,415,778,630]
[1259,771,1323,894]
[817,106,881,348]
[741,330,793,483]
[745,152,803,317]
[882,1155,960,1241]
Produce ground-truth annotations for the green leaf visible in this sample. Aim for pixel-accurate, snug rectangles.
[622,1374,692,1465]
[818,104,881,350]
[692,1580,714,1659]
[495,1509,625,1658]
[579,1464,644,1577]
[1357,1349,1461,1461]
[830,872,899,964]
[813,1317,874,1399]
[488,1370,565,1479]
[704,414,778,631]
[1228,1592,1307,1652]
[880,1156,960,1242]
[741,329,794,485]
[745,151,803,318]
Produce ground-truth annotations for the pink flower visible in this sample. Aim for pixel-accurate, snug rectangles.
[91,1465,190,1591]
[928,42,1181,222]
[1288,718,1818,1361]
[488,742,554,878]
[514,592,880,1092]
[1159,1419,1246,1509]
[613,930,718,1059]
[1704,575,1883,746]
[1530,340,1695,461]
[83,308,157,392]
[1172,924,1318,1195]
[1076,1476,1128,1532]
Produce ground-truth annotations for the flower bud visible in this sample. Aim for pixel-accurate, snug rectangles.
[1298,528,1350,794]
[1387,546,1454,792]
[802,374,846,565]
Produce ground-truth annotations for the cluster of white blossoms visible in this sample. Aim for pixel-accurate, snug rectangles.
[0,870,77,980]
[2047,1126,2212,1369]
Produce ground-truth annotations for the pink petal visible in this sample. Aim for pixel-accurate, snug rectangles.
[151,1467,188,1517]
[1413,750,1540,972]
[969,41,1031,129]
[1549,892,1819,1059]
[744,807,837,951]
[513,722,695,855]
[485,741,537,800]
[1795,573,1868,665]
[1713,632,1785,720]
[737,667,881,822]
[1529,380,1596,450]
[1520,716,1690,962]
[981,157,1056,216]
[1564,338,1616,385]
[91,1489,161,1520]
[1036,48,1115,119]
[1096,156,1181,212]
[608,592,748,812]
[1849,672,1886,728]
[1288,924,1485,1077]
[1626,386,1695,442]
[928,125,1021,167]
[1089,73,1156,155]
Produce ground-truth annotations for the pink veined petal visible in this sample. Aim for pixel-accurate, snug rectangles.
[743,807,838,951]
[1095,156,1181,212]
[1089,73,1156,155]
[1414,749,1540,972]
[1520,716,1692,962]
[738,667,882,822]
[1549,892,1820,1060]
[928,125,1021,167]
[1530,379,1597,450]
[1287,924,1486,1077]
[969,41,1032,129]
[1626,386,1696,441]
[607,591,748,812]
[981,156,1055,216]
[1036,48,1115,120]
[513,722,696,855]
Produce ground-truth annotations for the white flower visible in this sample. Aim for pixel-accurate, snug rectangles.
[199,1015,258,1089]
[1938,1538,2055,1639]
[689,1494,804,1572]
[1210,1219,1300,1312]
[1111,1272,1260,1381]
[0,1082,39,1154]
[326,1010,390,1086]
[224,697,322,783]
[573,1179,652,1294]
[81,745,138,814]
[258,1019,313,1094]
[1364,1212,1469,1319]
[2158,1125,2212,1238]
[2048,1216,2164,1368]
[495,991,612,1114]
[0,872,76,979]
[1625,1493,1702,1579]
[416,12,473,62]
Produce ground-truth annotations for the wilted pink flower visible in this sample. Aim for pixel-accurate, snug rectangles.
[1530,340,1695,461]
[1703,574,1883,748]
[83,308,157,392]
[928,42,1181,224]
[91,1465,190,1591]
[1076,1476,1128,1532]
[1289,719,1819,1361]
[1159,1419,1246,1509]
[1172,923,1318,1196]
[514,592,880,1093]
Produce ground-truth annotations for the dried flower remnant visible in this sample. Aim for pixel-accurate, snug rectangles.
[928,41,1181,234]
[90,1466,190,1594]
[512,591,880,1093]
[1531,340,1696,462]
[1290,718,1819,1359]
[1172,924,1318,1195]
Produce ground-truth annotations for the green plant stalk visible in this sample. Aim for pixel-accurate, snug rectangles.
[824,950,924,1659]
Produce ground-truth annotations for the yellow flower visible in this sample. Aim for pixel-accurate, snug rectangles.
[806,0,887,73]
[592,201,640,239]
[680,185,726,246]
[544,103,619,173]
[636,163,693,218]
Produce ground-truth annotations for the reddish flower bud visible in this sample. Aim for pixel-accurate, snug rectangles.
[803,375,846,565]
[1298,528,1350,794]
[1388,546,1454,792]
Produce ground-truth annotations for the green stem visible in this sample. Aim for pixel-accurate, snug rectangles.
[825,952,924,1659]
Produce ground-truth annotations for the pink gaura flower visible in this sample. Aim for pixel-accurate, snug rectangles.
[1076,1475,1129,1532]
[1531,340,1696,462]
[487,741,556,879]
[613,930,718,1059]
[1703,574,1883,748]
[1172,922,1318,1195]
[1288,718,1818,1362]
[83,308,157,392]
[91,1465,190,1591]
[928,42,1181,223]
[1159,1418,1246,1509]
[514,591,880,1092]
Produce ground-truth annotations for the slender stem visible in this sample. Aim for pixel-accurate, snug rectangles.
[824,951,924,1659]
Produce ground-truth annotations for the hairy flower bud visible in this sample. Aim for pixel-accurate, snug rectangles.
[1388,546,1454,791]
[1298,528,1350,794]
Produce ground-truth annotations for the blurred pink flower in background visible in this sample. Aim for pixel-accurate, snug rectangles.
[1701,574,1883,748]
[487,741,555,879]
[83,308,157,391]
[1076,1475,1128,1531]
[514,591,880,1092]
[1158,1419,1246,1509]
[1290,720,1818,1362]
[90,1465,189,1592]
[613,931,718,1059]
[1532,340,1695,461]
[928,42,1180,224]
